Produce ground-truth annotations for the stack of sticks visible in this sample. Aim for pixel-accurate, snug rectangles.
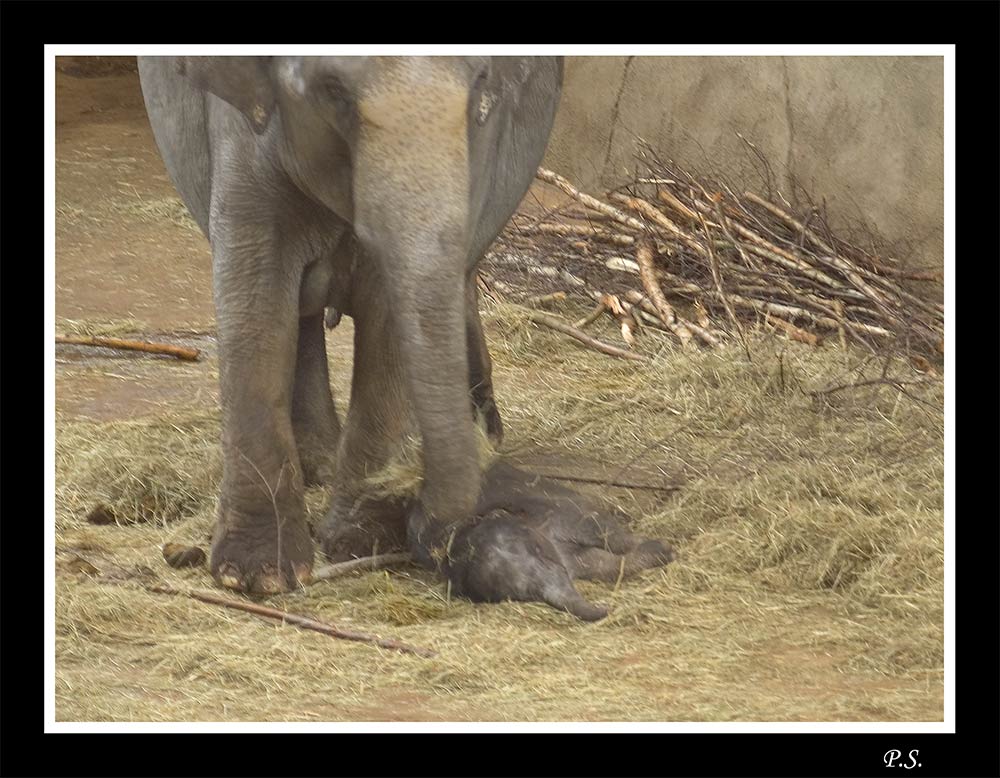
[487,147,944,362]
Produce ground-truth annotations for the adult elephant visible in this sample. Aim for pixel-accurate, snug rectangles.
[138,56,674,620]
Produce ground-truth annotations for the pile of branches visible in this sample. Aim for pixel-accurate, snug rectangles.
[487,142,944,365]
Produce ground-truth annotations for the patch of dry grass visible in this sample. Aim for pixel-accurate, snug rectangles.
[56,189,199,232]
[54,299,944,722]
[56,410,220,528]
[58,317,149,339]
[107,195,200,230]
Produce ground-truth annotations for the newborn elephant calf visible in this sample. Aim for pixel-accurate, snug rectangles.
[138,56,674,620]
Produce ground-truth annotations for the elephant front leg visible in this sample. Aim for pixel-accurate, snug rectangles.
[210,242,314,594]
[292,313,342,486]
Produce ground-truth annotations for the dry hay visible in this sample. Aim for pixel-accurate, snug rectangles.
[107,195,201,231]
[57,193,200,232]
[54,298,943,722]
[56,410,220,528]
[57,317,149,340]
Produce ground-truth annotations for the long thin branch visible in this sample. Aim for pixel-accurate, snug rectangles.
[574,300,610,329]
[635,235,693,347]
[147,583,436,658]
[765,313,822,346]
[313,552,412,581]
[655,268,894,339]
[530,472,681,493]
[656,188,700,223]
[55,335,200,361]
[743,191,935,281]
[524,221,636,247]
[745,190,839,257]
[609,193,711,258]
[690,196,847,289]
[529,312,647,362]
[597,241,894,342]
[535,167,649,231]
[700,209,751,359]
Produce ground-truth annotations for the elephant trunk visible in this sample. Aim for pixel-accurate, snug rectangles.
[353,62,480,531]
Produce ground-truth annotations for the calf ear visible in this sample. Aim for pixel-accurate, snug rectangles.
[176,56,275,133]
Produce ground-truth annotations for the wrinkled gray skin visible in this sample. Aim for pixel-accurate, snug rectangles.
[138,56,674,619]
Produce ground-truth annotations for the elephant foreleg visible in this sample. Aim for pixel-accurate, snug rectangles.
[292,313,342,486]
[209,226,313,593]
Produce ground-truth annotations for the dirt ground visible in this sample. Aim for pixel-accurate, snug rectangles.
[53,62,944,723]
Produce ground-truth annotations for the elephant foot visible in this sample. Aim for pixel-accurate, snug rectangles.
[410,461,676,621]
[210,508,314,594]
[316,493,410,563]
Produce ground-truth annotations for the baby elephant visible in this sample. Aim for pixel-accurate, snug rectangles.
[417,463,676,620]
[138,55,675,619]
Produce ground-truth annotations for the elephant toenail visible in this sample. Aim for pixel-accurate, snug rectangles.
[256,573,286,594]
[219,572,243,590]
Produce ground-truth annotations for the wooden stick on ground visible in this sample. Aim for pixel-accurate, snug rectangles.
[610,193,711,258]
[574,299,609,329]
[146,583,436,658]
[313,552,412,581]
[622,291,721,348]
[744,190,939,287]
[525,221,636,247]
[699,210,751,359]
[765,313,822,346]
[600,294,638,348]
[656,188,700,223]
[602,258,893,341]
[535,167,649,232]
[833,300,849,350]
[532,472,682,493]
[635,235,693,348]
[744,190,839,257]
[655,269,894,340]
[529,312,647,362]
[527,291,568,307]
[56,335,201,362]
[689,195,847,289]
[526,160,942,360]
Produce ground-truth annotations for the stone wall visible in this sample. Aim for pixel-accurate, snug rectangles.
[543,56,944,268]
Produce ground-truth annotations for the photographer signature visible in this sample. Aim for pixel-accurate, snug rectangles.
[885,749,921,769]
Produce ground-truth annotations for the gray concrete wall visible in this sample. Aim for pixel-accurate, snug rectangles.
[543,56,944,268]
